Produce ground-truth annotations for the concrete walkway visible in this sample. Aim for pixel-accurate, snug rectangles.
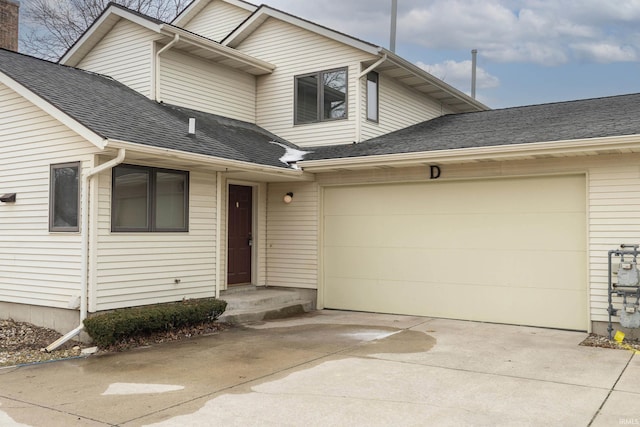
[0,310,638,426]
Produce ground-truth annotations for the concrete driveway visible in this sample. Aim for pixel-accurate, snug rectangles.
[0,310,638,426]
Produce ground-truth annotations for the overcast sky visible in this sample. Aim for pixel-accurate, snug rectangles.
[262,0,640,109]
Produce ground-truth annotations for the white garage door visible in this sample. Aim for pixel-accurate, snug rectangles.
[323,175,587,330]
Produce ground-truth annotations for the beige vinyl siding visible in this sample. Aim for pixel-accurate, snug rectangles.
[236,18,374,147]
[256,182,268,286]
[77,19,159,98]
[93,168,217,311]
[181,0,252,42]
[588,164,640,323]
[360,73,452,141]
[0,83,98,309]
[159,49,256,122]
[266,181,319,288]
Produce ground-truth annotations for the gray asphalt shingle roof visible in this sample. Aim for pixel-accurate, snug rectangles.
[306,93,640,160]
[0,48,297,169]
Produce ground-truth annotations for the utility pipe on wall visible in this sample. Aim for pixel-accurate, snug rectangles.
[390,0,398,52]
[471,49,478,99]
[46,148,126,352]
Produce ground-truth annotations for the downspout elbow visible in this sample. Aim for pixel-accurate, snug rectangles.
[155,34,180,102]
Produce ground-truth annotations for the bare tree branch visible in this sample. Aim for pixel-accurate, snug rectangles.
[19,0,190,61]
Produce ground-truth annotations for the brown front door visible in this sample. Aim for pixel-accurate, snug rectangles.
[227,185,252,285]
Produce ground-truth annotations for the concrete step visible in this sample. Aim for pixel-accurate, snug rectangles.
[217,287,316,325]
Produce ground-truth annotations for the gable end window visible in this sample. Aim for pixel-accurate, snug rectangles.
[112,165,189,232]
[295,68,348,124]
[50,162,80,232]
[366,71,379,122]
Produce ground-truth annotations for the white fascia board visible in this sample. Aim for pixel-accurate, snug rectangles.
[382,50,489,112]
[160,25,275,73]
[298,134,640,171]
[223,6,380,55]
[0,71,107,149]
[173,0,257,26]
[60,6,163,66]
[105,138,312,180]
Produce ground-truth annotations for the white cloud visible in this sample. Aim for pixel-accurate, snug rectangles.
[416,60,500,93]
[570,43,638,63]
[265,0,640,66]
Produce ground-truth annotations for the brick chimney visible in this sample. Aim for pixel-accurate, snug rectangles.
[0,0,20,52]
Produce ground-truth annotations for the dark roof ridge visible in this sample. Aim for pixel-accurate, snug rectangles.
[479,92,640,115]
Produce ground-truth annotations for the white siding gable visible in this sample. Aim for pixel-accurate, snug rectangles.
[159,49,256,122]
[0,83,98,309]
[77,19,160,98]
[233,17,451,147]
[181,0,253,42]
[236,18,374,147]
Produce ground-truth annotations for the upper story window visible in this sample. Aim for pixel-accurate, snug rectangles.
[112,164,189,232]
[366,71,379,122]
[50,162,80,232]
[295,68,347,124]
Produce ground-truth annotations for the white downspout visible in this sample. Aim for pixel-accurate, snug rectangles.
[355,54,387,143]
[154,34,180,102]
[46,148,126,352]
[215,171,223,299]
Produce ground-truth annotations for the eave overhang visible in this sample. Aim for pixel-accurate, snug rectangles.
[298,134,640,172]
[60,5,274,75]
[105,139,313,182]
[374,50,489,114]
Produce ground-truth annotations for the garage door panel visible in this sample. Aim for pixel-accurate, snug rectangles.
[326,212,584,251]
[323,175,587,330]
[326,247,585,290]
[324,177,585,217]
[325,276,587,330]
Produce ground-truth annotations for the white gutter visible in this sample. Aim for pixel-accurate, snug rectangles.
[298,134,640,172]
[215,171,223,299]
[154,34,180,102]
[46,148,126,352]
[355,54,387,143]
[105,139,312,180]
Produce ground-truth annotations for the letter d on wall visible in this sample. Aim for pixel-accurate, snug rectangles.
[430,165,441,179]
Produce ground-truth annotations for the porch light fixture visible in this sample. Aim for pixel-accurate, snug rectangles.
[0,193,16,203]
[283,192,294,204]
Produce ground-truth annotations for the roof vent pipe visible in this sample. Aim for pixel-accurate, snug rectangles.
[188,118,196,135]
[471,49,478,99]
[390,0,397,52]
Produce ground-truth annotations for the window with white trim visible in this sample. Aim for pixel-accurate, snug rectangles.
[295,68,348,124]
[112,165,189,232]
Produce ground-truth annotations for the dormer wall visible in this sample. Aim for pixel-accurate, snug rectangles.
[179,0,253,42]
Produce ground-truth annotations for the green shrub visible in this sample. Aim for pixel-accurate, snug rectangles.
[83,298,227,347]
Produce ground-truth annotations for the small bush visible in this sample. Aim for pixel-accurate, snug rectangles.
[83,298,227,347]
